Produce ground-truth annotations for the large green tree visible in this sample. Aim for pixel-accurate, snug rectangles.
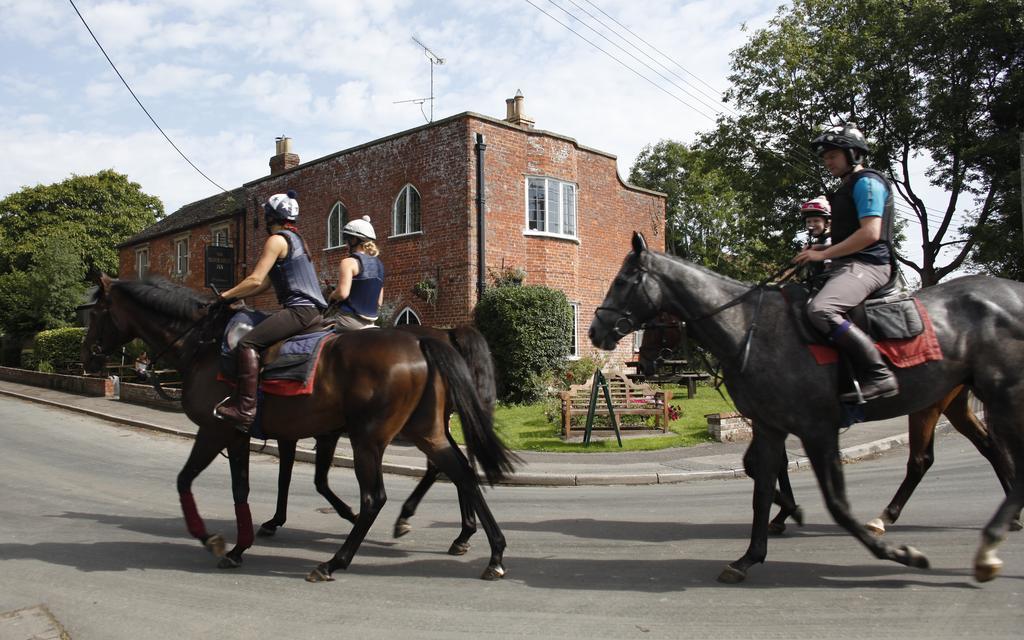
[0,170,163,333]
[686,0,1022,286]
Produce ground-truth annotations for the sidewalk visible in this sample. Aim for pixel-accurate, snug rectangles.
[0,379,932,486]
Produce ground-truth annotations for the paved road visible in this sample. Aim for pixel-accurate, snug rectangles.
[1,396,1022,639]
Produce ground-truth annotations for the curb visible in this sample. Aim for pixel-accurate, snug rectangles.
[0,386,917,487]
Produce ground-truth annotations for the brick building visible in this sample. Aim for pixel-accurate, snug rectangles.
[117,95,666,363]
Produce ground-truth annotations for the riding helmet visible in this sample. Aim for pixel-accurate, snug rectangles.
[264,190,299,222]
[811,123,869,165]
[799,195,832,220]
[343,216,377,241]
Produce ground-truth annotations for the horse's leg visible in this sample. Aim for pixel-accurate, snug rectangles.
[307,440,386,582]
[394,462,440,538]
[424,442,507,580]
[176,427,233,558]
[802,434,930,572]
[220,434,254,569]
[944,389,1022,531]
[258,439,296,537]
[719,425,787,583]
[973,401,1024,582]
[312,433,357,524]
[865,396,946,535]
[769,461,803,535]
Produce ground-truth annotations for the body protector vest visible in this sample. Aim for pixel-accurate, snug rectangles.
[339,253,384,320]
[269,230,328,310]
[806,233,832,281]
[827,168,894,266]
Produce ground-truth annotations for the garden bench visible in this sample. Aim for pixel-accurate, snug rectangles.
[558,372,672,439]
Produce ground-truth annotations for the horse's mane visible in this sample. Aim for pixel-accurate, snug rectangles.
[649,250,754,290]
[112,278,209,322]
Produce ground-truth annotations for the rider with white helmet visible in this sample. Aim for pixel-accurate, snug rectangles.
[794,123,898,403]
[329,215,384,331]
[215,191,327,432]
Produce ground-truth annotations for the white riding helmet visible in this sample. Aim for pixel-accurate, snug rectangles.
[343,216,376,241]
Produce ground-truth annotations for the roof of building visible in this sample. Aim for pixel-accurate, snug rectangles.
[118,187,246,248]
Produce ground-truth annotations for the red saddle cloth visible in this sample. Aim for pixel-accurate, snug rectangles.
[808,299,942,368]
[217,333,334,397]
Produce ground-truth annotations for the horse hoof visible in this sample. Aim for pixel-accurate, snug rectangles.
[1010,519,1023,532]
[448,541,471,556]
[394,519,412,538]
[481,564,506,581]
[900,545,930,569]
[257,524,278,538]
[218,555,242,570]
[791,506,804,527]
[974,560,1002,583]
[204,533,226,557]
[865,518,886,536]
[767,521,786,535]
[717,564,747,584]
[305,565,335,583]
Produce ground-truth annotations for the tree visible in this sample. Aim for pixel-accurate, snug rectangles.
[0,170,163,333]
[693,0,1023,286]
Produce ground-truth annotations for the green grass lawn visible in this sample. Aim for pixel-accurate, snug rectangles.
[452,383,736,453]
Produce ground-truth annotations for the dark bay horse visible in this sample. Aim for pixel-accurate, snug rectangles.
[82,275,514,581]
[637,315,1018,536]
[591,232,1024,583]
[260,323,497,557]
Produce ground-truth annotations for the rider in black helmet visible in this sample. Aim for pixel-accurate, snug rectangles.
[793,123,899,403]
[214,191,327,433]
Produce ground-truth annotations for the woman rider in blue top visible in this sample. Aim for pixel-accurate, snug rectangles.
[329,216,384,331]
[793,124,899,403]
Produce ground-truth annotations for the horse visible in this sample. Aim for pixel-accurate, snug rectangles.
[590,232,1024,583]
[258,323,497,558]
[81,275,515,581]
[636,314,1018,536]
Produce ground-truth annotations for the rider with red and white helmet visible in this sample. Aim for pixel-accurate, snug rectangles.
[800,195,832,246]
[793,123,898,403]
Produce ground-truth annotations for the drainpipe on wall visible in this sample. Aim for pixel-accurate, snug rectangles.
[475,132,487,301]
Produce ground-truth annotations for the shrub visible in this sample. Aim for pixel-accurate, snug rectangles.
[474,285,572,404]
[34,327,86,370]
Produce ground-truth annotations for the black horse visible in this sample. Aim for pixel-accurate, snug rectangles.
[590,232,1024,583]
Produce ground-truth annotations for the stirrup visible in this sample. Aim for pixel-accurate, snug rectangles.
[213,396,232,420]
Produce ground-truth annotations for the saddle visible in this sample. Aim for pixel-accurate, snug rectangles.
[784,282,923,345]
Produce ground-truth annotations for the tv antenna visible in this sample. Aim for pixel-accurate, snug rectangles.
[394,36,445,123]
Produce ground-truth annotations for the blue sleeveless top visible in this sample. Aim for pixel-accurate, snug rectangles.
[268,229,327,310]
[339,253,384,320]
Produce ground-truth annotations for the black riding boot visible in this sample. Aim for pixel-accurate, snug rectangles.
[215,346,259,433]
[832,324,899,403]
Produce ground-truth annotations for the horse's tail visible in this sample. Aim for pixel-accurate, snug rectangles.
[418,337,516,485]
[446,325,497,414]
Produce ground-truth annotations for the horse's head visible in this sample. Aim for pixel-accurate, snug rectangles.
[590,232,662,351]
[636,312,684,376]
[81,274,135,374]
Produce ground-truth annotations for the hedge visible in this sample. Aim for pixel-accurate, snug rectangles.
[34,327,86,370]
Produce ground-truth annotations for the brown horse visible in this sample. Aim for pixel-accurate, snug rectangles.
[259,323,497,558]
[81,275,515,581]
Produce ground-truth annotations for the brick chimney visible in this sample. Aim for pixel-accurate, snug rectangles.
[269,136,300,175]
[504,90,534,128]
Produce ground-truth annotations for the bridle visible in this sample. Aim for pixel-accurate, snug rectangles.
[593,262,659,338]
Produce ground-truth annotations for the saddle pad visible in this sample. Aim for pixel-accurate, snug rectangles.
[807,299,942,368]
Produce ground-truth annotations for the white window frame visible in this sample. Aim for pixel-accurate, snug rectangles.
[391,184,422,238]
[174,235,190,275]
[524,176,578,240]
[326,201,348,249]
[395,307,421,326]
[210,223,230,247]
[135,246,149,279]
[569,302,580,359]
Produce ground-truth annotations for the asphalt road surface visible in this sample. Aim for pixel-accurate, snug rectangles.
[1,396,1022,639]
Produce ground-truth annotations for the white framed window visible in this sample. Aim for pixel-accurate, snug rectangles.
[526,176,577,238]
[174,235,190,275]
[569,302,580,359]
[395,307,421,326]
[135,247,149,279]
[210,224,230,247]
[326,201,348,249]
[392,184,422,237]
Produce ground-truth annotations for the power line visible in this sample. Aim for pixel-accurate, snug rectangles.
[68,0,228,194]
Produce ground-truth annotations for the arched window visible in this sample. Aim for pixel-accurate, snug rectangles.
[326,201,348,249]
[394,307,421,326]
[392,184,421,237]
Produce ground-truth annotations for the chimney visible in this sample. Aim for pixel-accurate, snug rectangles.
[504,90,534,129]
[269,136,300,175]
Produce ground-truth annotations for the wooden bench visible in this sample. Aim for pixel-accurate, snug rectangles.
[558,372,672,439]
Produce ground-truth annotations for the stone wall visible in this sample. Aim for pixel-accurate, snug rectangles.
[0,366,112,397]
[706,412,754,443]
[118,381,182,411]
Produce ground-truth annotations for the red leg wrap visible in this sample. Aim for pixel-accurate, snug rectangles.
[180,492,207,539]
[235,503,254,549]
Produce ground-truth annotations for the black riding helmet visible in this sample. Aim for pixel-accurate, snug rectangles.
[811,123,870,167]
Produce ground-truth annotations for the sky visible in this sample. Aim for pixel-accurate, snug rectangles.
[0,0,780,213]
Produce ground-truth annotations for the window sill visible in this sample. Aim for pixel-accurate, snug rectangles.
[523,230,580,244]
[389,231,423,240]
